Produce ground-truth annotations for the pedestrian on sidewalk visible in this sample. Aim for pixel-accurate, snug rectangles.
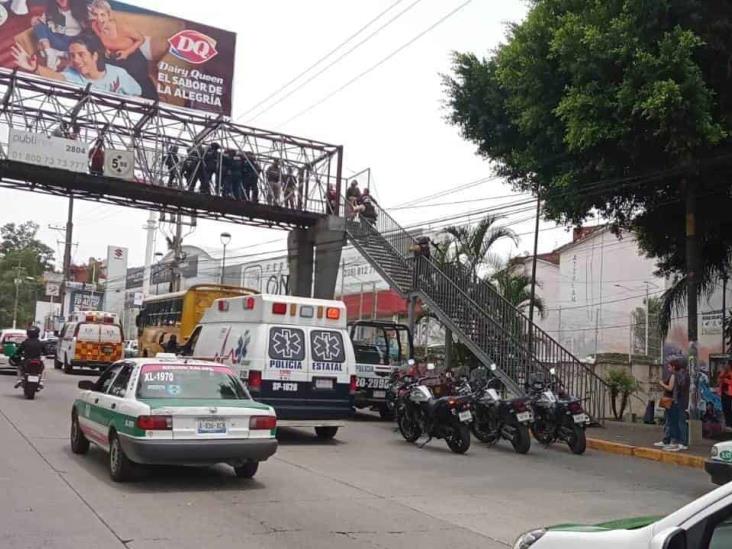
[654,361,674,448]
[718,360,732,429]
[656,357,689,452]
[674,359,690,450]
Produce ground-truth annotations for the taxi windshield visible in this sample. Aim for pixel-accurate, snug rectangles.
[136,364,251,400]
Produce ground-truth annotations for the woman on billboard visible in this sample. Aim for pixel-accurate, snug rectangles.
[87,0,157,100]
[12,32,142,96]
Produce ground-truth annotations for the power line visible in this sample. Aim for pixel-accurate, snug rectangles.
[278,0,474,127]
[237,0,408,121]
[248,0,425,123]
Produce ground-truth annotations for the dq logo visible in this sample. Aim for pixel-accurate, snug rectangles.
[168,30,219,65]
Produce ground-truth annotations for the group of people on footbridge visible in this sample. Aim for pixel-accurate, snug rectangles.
[162,144,312,209]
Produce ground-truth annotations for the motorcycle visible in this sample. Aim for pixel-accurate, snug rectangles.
[527,367,588,455]
[10,355,44,400]
[386,360,457,420]
[467,365,533,454]
[395,364,473,454]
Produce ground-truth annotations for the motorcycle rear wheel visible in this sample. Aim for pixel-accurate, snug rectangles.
[567,424,587,455]
[397,408,422,443]
[23,383,36,400]
[446,423,471,454]
[511,424,531,454]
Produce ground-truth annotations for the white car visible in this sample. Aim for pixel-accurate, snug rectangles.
[513,482,732,548]
[70,356,278,482]
[706,440,732,486]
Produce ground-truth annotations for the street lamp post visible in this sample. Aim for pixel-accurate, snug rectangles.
[220,232,231,285]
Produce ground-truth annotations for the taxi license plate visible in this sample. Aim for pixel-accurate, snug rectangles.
[373,390,386,399]
[573,413,589,424]
[26,375,40,383]
[197,418,226,434]
[516,411,532,423]
[458,410,472,423]
[315,379,333,390]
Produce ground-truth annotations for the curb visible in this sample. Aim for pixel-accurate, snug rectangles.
[587,438,706,470]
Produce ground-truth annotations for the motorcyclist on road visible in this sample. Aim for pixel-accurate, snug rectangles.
[13,326,46,389]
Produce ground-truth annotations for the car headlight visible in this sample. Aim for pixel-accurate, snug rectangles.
[711,446,719,458]
[513,529,546,549]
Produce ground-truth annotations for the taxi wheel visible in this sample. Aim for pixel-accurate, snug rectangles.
[70,411,89,455]
[234,461,259,479]
[109,432,136,482]
[314,427,338,440]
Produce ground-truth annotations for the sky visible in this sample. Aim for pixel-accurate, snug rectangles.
[0,0,581,269]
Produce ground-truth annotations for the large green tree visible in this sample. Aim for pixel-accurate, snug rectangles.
[0,222,55,328]
[443,0,732,330]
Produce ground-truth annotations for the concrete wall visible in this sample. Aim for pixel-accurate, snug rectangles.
[556,229,663,359]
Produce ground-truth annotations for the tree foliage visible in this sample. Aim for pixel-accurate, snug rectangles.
[443,0,732,303]
[491,260,546,319]
[0,222,55,328]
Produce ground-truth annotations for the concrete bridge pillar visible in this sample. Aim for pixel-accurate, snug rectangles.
[287,216,345,299]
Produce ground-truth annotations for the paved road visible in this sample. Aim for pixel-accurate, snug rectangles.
[0,365,714,549]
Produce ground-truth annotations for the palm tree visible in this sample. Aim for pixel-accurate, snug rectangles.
[443,214,518,283]
[491,261,545,318]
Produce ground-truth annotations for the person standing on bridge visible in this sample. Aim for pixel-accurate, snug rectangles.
[12,32,142,96]
[242,153,260,203]
[266,159,282,206]
[283,166,297,209]
[88,0,158,100]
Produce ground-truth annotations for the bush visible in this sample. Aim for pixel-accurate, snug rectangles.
[605,368,640,421]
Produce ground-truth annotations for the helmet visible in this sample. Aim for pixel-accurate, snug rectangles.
[26,326,40,339]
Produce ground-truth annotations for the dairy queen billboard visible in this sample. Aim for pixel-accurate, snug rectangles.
[1,0,236,115]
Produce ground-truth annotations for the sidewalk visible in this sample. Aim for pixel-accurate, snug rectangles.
[586,420,727,469]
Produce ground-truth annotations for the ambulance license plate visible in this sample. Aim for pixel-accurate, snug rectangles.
[197,418,226,434]
[373,390,386,399]
[314,378,333,390]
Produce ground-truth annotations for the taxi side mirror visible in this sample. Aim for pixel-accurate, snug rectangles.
[78,380,95,391]
[650,528,686,549]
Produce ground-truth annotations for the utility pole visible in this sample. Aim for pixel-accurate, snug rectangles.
[722,271,728,354]
[142,212,157,297]
[684,177,700,421]
[60,195,74,319]
[12,264,22,329]
[528,195,541,361]
[645,282,650,356]
[172,212,183,292]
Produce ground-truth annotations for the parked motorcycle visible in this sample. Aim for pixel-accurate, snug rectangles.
[395,364,473,454]
[467,365,533,454]
[10,355,44,400]
[527,368,588,455]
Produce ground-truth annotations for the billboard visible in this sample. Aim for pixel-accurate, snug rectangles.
[69,289,103,312]
[104,245,128,318]
[2,0,236,115]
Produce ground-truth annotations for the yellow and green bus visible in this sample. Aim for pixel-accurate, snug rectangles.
[136,284,256,357]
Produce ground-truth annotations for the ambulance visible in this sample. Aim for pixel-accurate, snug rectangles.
[186,294,356,439]
[56,311,124,374]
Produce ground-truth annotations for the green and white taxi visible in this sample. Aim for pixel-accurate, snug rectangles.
[70,356,278,482]
[706,440,732,486]
[513,483,732,548]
